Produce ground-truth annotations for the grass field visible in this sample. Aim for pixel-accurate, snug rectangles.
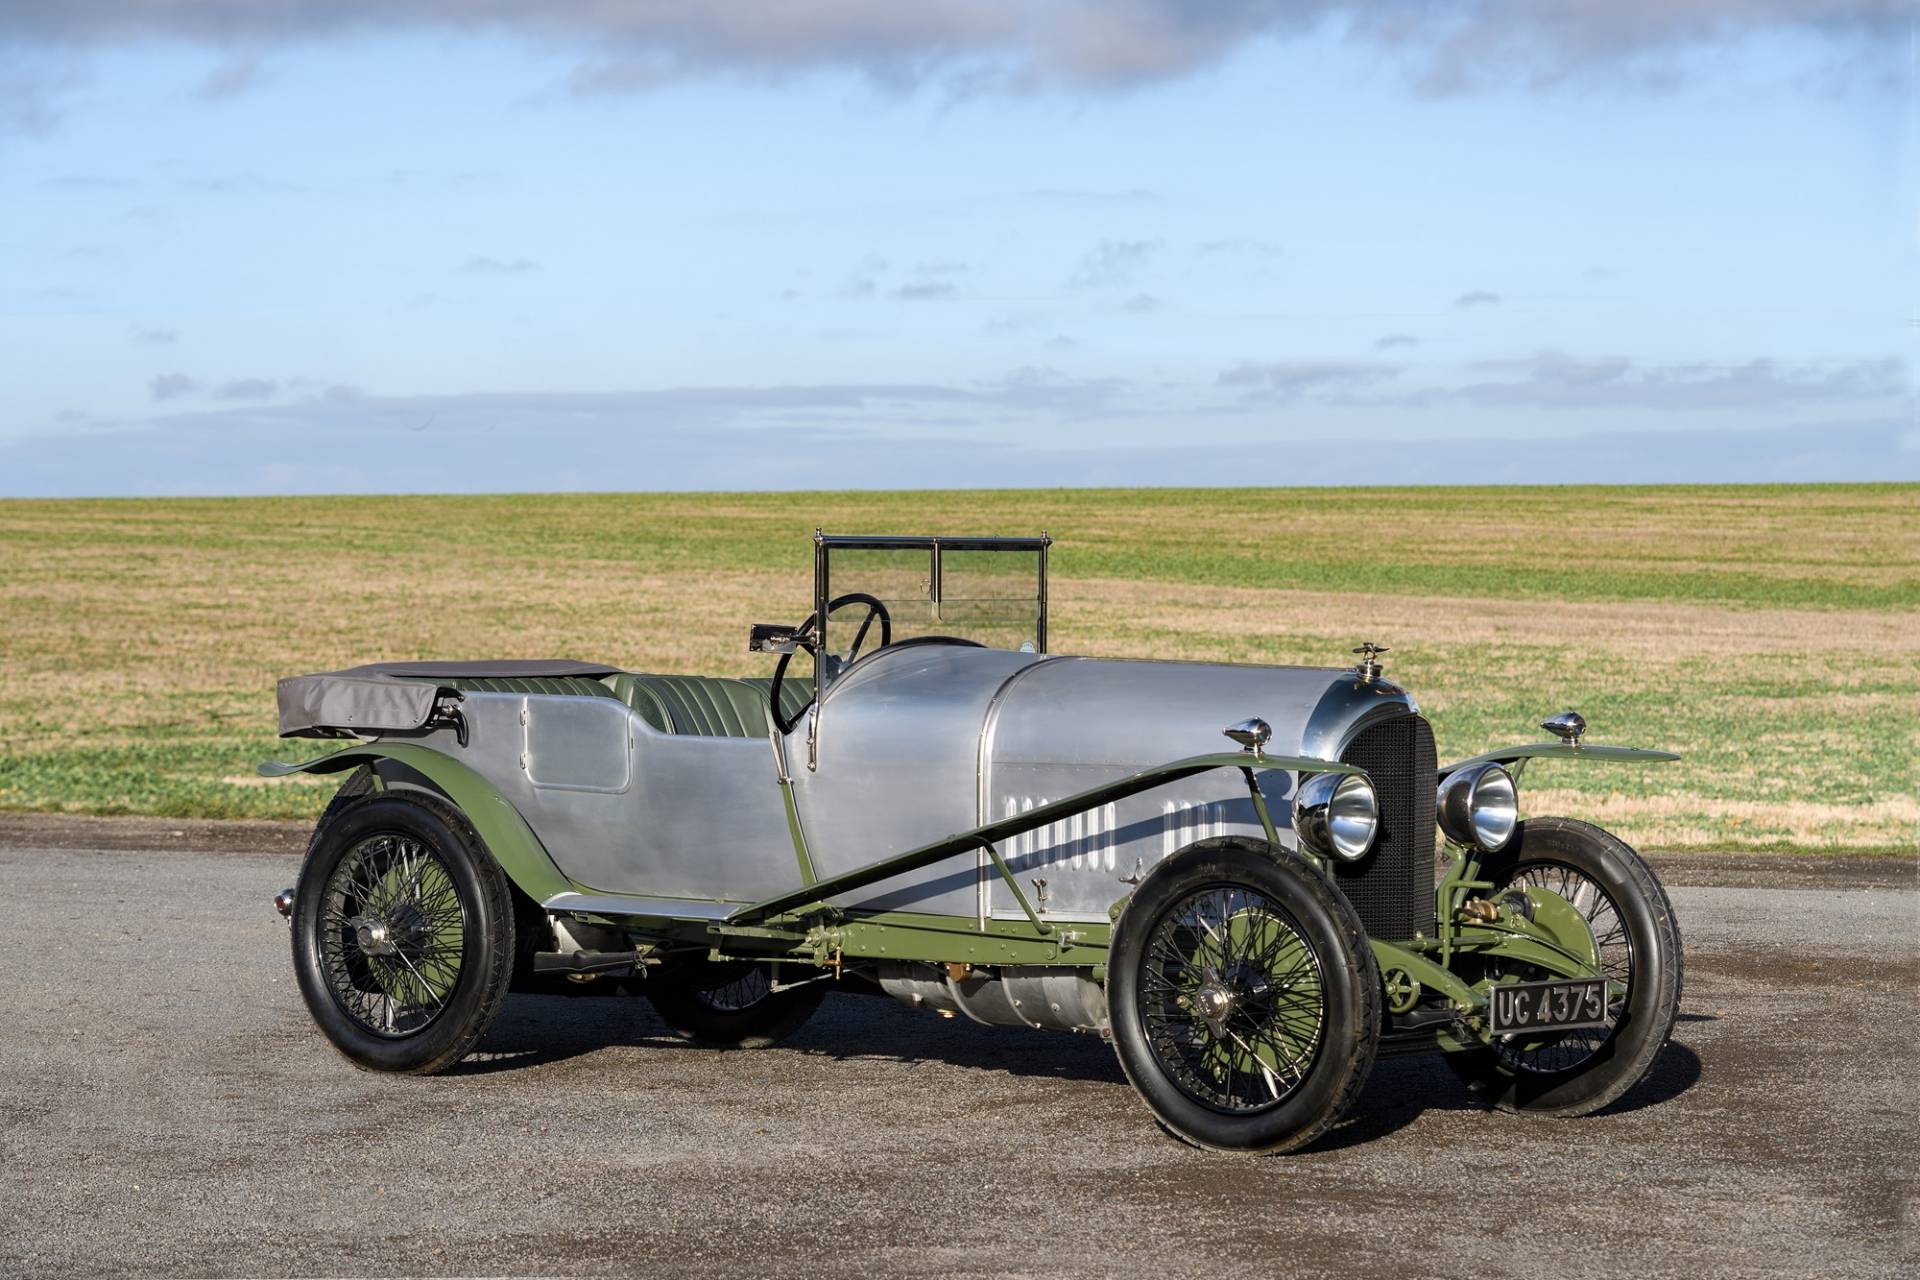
[1,484,1915,854]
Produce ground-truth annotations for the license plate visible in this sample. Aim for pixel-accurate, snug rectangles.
[1487,978,1610,1036]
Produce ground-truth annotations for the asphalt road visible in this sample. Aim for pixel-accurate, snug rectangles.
[0,819,1912,1279]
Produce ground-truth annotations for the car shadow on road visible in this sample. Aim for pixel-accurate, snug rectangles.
[460,991,1705,1145]
[1597,1040,1704,1114]
[458,989,1135,1083]
[452,991,661,1075]
[1312,1039,1704,1150]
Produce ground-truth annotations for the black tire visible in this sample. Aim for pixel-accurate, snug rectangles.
[290,792,516,1074]
[644,960,825,1049]
[303,764,378,860]
[1445,816,1683,1116]
[1108,837,1381,1154]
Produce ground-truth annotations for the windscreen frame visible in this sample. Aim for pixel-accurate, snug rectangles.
[812,532,1051,689]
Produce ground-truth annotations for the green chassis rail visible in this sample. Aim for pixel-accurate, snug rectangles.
[702,742,1671,1041]
[268,739,1676,1044]
[624,747,1638,1035]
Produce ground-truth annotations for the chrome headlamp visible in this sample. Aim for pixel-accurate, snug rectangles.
[1437,762,1518,851]
[1293,772,1379,861]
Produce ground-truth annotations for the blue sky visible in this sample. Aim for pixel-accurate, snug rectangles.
[1,3,1912,495]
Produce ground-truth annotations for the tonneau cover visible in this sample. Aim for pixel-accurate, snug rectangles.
[276,660,624,738]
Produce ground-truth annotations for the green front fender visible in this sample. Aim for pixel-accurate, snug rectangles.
[259,744,575,901]
[1438,741,1679,779]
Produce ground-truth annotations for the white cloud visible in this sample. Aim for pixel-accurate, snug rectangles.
[2,3,1899,97]
[1407,352,1907,411]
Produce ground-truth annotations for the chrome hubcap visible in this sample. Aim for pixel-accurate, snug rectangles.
[350,916,395,956]
[1195,982,1235,1032]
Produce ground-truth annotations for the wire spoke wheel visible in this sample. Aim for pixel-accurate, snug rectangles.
[317,832,468,1038]
[1492,861,1633,1075]
[1445,817,1683,1118]
[1139,884,1327,1114]
[293,793,513,1074]
[1112,839,1378,1152]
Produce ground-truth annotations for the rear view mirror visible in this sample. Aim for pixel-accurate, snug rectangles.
[748,622,807,655]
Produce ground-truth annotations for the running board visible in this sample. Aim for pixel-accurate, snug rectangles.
[542,891,742,922]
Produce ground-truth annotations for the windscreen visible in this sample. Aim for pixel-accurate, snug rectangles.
[821,543,1045,663]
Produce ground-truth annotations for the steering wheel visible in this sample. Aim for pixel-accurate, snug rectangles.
[768,592,893,736]
[831,592,892,663]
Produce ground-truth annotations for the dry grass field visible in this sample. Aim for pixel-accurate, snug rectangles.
[0,484,1914,853]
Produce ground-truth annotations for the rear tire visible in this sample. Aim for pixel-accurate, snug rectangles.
[1108,837,1381,1154]
[644,960,825,1049]
[1445,816,1683,1115]
[291,792,515,1074]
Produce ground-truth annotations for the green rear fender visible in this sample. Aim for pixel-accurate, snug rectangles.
[259,744,574,902]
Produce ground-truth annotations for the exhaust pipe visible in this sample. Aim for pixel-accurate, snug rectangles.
[273,888,295,922]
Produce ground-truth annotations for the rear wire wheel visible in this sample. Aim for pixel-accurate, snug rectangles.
[1109,838,1380,1153]
[317,832,467,1037]
[291,793,515,1074]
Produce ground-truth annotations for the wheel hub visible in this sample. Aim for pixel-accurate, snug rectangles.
[350,915,398,957]
[353,909,432,959]
[351,904,431,958]
[1195,981,1236,1033]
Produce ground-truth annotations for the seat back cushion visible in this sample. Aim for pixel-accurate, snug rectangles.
[629,675,765,737]
[445,672,817,739]
[619,674,818,737]
[738,676,815,730]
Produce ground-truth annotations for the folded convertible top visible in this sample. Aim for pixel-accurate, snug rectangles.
[276,659,624,738]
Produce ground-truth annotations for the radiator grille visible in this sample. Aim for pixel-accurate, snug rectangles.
[1331,714,1437,941]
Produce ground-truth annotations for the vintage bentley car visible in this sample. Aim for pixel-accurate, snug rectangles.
[267,533,1683,1153]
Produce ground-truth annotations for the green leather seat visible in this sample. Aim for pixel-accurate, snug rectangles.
[614,674,816,738]
[600,675,675,734]
[626,675,763,737]
[441,673,815,739]
[740,676,816,733]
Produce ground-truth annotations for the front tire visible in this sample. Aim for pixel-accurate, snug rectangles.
[1445,816,1683,1115]
[291,792,515,1074]
[1108,837,1381,1154]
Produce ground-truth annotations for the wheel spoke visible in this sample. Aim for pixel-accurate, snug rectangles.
[1494,860,1633,1076]
[1136,882,1325,1114]
[315,829,469,1038]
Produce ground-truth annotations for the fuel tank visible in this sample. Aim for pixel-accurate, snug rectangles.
[795,646,1419,923]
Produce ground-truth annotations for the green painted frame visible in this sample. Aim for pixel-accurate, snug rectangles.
[265,732,1678,1054]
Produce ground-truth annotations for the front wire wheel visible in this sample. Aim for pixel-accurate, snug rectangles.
[1447,816,1683,1115]
[1489,861,1633,1075]
[1111,838,1380,1154]
[1140,886,1327,1113]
